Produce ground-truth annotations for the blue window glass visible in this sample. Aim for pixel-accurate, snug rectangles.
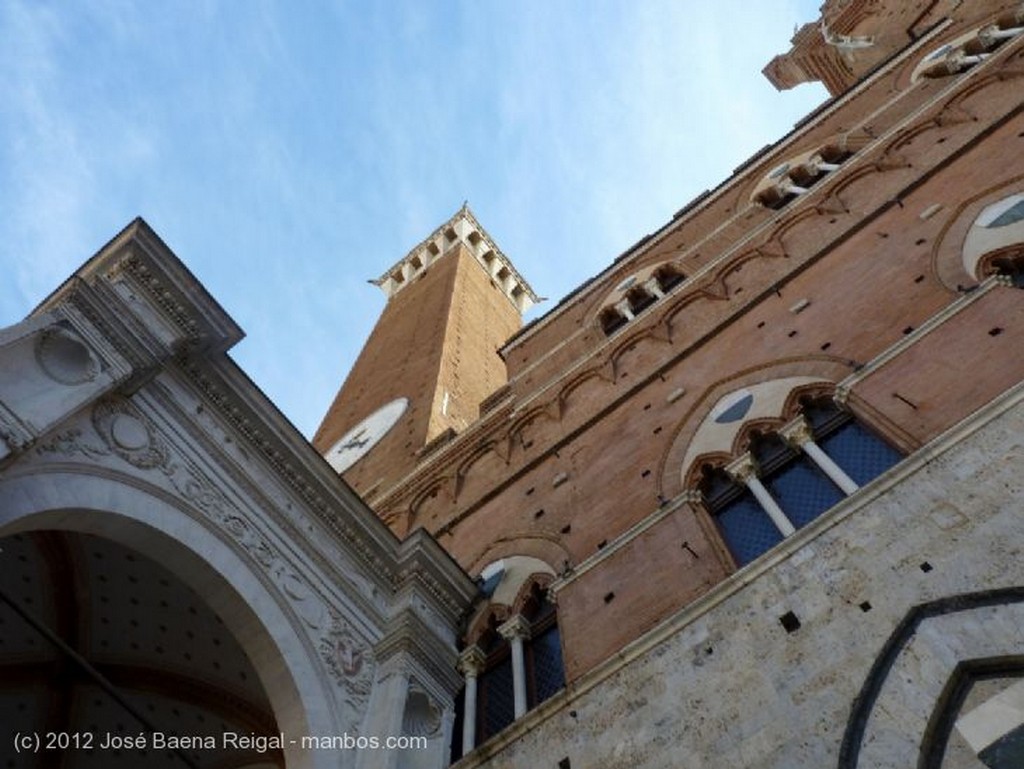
[819,421,901,487]
[528,625,565,707]
[716,490,784,566]
[985,199,1024,229]
[480,654,515,739]
[763,454,844,528]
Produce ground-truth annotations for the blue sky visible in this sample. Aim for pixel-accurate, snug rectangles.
[0,1,827,438]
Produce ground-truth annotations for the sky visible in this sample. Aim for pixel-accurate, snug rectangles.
[0,0,828,439]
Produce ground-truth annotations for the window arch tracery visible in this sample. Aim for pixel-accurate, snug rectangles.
[453,568,565,760]
[595,261,688,337]
[913,10,1024,80]
[692,393,903,567]
[752,144,853,210]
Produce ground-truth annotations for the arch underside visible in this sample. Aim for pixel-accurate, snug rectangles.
[0,529,282,769]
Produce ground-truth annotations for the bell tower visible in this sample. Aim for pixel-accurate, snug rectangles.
[313,205,538,501]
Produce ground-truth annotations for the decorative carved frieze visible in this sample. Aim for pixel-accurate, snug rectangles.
[320,609,375,712]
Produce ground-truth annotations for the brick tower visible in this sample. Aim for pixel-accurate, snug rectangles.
[312,205,538,502]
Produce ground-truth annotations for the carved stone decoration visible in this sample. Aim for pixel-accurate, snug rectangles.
[320,610,375,712]
[35,428,111,461]
[402,687,442,738]
[91,398,168,469]
[34,327,99,385]
[37,396,335,647]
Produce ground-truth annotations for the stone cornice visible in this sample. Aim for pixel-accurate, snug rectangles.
[34,218,243,358]
[374,609,464,697]
[175,353,405,589]
[397,528,478,623]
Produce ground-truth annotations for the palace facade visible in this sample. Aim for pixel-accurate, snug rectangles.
[3,2,1024,768]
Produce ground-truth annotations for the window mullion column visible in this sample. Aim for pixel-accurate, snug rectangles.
[458,646,486,754]
[498,615,531,718]
[779,416,859,495]
[725,452,796,537]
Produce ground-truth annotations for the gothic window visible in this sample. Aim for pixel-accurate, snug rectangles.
[654,264,686,293]
[962,193,1024,282]
[599,306,629,336]
[753,145,852,210]
[703,468,784,566]
[701,401,901,567]
[626,286,658,316]
[453,583,566,759]
[916,13,1024,79]
[521,586,565,708]
[478,635,516,740]
[596,262,687,337]
[986,250,1024,288]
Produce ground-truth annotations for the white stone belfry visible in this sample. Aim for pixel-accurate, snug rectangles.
[371,204,540,314]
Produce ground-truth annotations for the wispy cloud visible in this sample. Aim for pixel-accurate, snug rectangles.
[0,0,827,436]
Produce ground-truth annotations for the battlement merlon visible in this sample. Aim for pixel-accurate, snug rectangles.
[371,204,541,314]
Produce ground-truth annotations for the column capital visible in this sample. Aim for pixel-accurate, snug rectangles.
[778,415,814,448]
[724,452,759,484]
[457,646,487,677]
[497,614,532,642]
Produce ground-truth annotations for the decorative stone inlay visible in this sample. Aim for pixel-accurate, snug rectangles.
[34,327,99,385]
[320,610,375,711]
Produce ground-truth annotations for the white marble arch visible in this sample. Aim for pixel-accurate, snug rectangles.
[0,469,340,769]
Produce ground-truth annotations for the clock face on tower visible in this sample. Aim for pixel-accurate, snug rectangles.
[324,397,408,474]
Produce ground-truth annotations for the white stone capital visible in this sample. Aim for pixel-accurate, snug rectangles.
[497,614,532,642]
[458,646,486,678]
[724,452,759,484]
[778,416,814,448]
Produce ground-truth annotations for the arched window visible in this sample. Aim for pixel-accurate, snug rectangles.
[520,585,565,709]
[595,262,687,337]
[986,249,1024,288]
[700,399,902,567]
[961,193,1024,283]
[916,12,1024,80]
[625,286,658,316]
[653,264,686,294]
[753,145,852,210]
[477,625,516,740]
[599,306,629,336]
[452,581,565,760]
